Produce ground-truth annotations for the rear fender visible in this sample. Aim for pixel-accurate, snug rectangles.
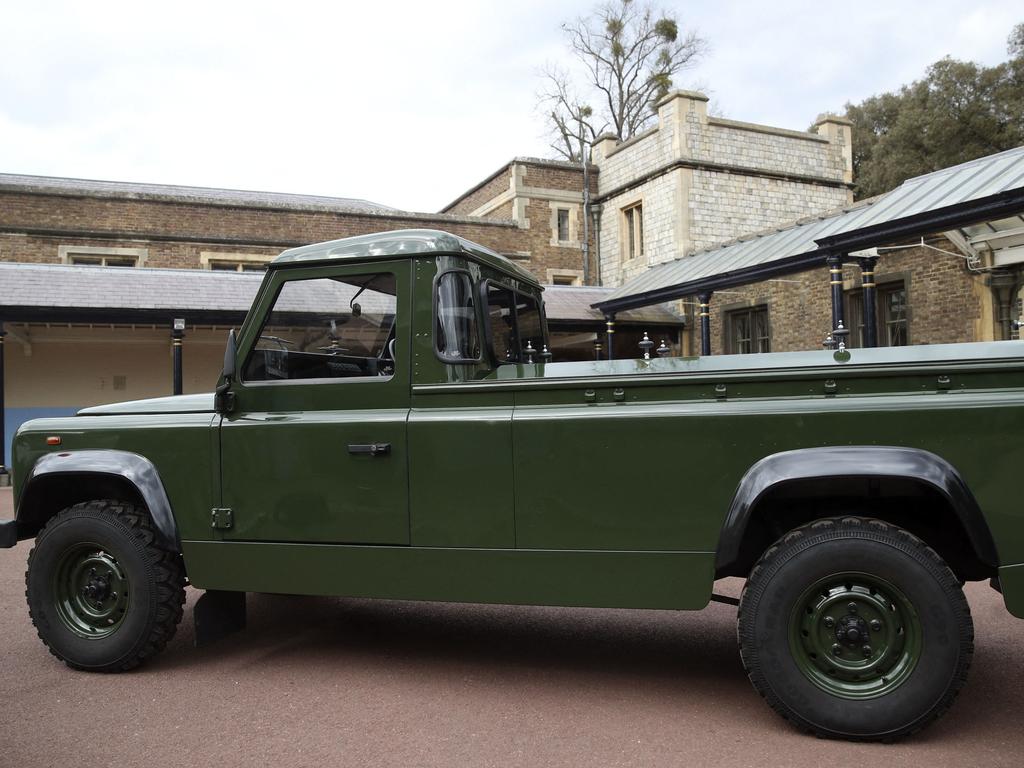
[716,446,998,573]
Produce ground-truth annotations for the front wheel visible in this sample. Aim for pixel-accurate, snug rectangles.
[25,500,186,672]
[738,517,973,741]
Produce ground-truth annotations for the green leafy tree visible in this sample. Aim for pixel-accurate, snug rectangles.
[539,0,706,162]
[846,23,1024,199]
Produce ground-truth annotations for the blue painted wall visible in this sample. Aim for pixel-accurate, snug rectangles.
[4,407,80,471]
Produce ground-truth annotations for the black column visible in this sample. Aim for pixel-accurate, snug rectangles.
[604,313,616,360]
[859,256,878,347]
[172,319,185,396]
[697,291,712,356]
[827,254,845,331]
[0,319,7,485]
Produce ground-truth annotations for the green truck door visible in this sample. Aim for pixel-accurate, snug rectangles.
[219,261,412,544]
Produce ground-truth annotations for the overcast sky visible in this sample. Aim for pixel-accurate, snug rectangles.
[0,1,1019,212]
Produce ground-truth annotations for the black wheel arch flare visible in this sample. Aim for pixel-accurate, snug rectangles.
[715,446,999,575]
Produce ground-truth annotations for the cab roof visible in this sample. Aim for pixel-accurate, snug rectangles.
[271,229,541,287]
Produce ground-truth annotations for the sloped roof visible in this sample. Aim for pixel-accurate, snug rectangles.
[542,285,682,325]
[274,229,540,286]
[0,262,680,325]
[599,145,1024,310]
[0,172,397,215]
[0,262,264,314]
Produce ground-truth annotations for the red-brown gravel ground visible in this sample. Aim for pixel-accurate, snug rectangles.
[1,487,1021,767]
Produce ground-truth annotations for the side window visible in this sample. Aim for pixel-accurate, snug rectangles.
[485,284,517,362]
[243,272,397,382]
[515,293,543,352]
[435,272,481,362]
[483,282,546,364]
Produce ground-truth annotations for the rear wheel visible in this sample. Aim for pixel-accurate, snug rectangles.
[738,516,973,741]
[25,500,185,672]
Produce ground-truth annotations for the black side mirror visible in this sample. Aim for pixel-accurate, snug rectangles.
[215,329,237,415]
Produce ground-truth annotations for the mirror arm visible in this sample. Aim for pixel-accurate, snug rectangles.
[216,329,238,415]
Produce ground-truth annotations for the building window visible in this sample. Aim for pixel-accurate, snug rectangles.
[209,261,268,272]
[623,203,643,260]
[549,202,580,247]
[201,251,272,272]
[546,269,584,286]
[556,209,570,242]
[59,245,147,267]
[725,305,771,354]
[846,281,908,347]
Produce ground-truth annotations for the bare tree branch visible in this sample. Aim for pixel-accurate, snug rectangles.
[538,0,707,158]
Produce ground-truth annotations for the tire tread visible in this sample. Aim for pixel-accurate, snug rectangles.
[737,516,973,742]
[25,499,186,672]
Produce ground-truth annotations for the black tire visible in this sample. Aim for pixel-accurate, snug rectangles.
[25,499,186,672]
[737,516,973,742]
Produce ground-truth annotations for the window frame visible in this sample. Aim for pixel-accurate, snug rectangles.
[478,279,548,366]
[556,208,570,242]
[239,270,399,386]
[201,251,273,272]
[622,202,644,261]
[59,245,147,268]
[845,278,909,348]
[432,268,484,365]
[724,304,771,355]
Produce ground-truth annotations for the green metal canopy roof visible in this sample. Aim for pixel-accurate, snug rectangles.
[273,228,540,286]
[596,146,1024,313]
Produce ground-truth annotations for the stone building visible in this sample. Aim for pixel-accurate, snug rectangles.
[439,95,854,295]
[589,90,853,288]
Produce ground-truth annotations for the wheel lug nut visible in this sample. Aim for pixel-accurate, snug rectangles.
[847,602,858,614]
[863,645,872,657]
[832,644,843,656]
[823,616,834,628]
[870,620,882,632]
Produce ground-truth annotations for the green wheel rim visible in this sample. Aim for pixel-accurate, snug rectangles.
[788,571,922,700]
[52,542,131,639]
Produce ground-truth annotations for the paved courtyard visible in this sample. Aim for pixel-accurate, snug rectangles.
[0,486,1021,767]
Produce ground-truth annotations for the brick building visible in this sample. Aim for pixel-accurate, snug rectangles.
[0,173,682,464]
[440,157,599,286]
[4,99,1019,474]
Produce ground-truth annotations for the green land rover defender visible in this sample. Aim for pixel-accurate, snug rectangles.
[3,229,1023,741]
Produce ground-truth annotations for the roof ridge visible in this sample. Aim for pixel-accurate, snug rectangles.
[0,172,398,213]
[0,261,265,277]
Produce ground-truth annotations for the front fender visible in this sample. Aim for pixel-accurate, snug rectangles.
[715,446,998,572]
[15,450,180,551]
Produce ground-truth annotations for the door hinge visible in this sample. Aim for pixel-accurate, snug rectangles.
[211,508,234,530]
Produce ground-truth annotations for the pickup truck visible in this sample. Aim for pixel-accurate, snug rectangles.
[3,229,1022,742]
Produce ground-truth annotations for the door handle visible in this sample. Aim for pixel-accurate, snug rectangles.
[347,443,391,456]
